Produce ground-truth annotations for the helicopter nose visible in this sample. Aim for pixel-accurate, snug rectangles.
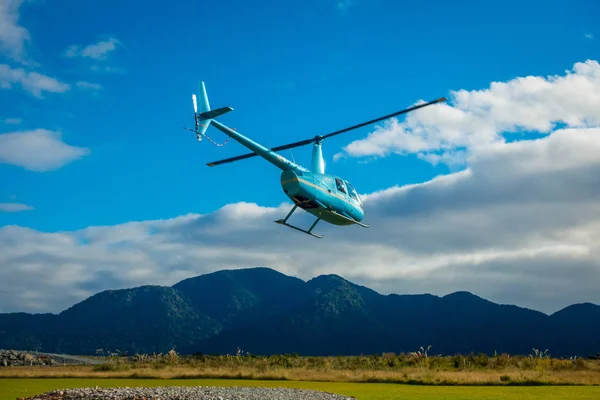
[355,206,364,222]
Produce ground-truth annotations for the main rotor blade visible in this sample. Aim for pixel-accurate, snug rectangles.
[270,138,316,152]
[206,138,316,167]
[206,96,447,167]
[207,152,258,167]
[319,97,447,140]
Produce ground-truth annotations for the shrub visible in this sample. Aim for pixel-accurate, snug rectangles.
[574,357,587,370]
[93,361,131,372]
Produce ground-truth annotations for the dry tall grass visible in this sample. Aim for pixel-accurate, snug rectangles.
[1,362,599,385]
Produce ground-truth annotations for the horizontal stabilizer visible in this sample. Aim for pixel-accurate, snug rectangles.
[198,106,234,121]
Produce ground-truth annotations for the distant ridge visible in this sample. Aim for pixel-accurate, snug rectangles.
[0,267,598,357]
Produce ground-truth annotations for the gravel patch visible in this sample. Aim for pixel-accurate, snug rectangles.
[21,386,355,400]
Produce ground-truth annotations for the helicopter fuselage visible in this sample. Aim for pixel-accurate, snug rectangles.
[280,169,364,225]
[207,118,366,232]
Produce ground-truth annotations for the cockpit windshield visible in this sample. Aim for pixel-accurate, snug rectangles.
[345,181,362,204]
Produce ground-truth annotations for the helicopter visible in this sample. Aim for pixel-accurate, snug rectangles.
[184,81,446,238]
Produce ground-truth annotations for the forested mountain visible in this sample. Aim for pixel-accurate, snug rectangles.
[0,267,598,357]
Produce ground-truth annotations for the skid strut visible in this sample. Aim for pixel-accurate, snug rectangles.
[275,205,324,239]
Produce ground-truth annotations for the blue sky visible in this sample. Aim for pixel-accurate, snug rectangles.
[1,0,597,231]
[1,0,600,314]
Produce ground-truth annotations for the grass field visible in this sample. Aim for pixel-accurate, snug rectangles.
[2,352,599,399]
[2,364,600,386]
[2,351,599,386]
[2,378,600,400]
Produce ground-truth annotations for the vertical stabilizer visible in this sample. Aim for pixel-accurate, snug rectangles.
[198,81,210,113]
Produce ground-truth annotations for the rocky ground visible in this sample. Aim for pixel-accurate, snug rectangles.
[0,350,58,366]
[20,387,354,400]
[0,349,97,366]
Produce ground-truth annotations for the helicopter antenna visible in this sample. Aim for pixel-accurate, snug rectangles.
[183,82,233,146]
[289,149,296,163]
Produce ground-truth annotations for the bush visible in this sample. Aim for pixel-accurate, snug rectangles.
[574,357,587,370]
[93,361,131,372]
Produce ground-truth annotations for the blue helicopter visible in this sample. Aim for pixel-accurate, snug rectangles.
[185,82,446,238]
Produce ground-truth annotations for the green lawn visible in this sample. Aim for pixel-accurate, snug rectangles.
[1,379,599,400]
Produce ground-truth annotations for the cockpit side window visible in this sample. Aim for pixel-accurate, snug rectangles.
[345,181,361,204]
[335,178,347,194]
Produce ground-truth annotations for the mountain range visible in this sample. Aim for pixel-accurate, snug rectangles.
[0,267,598,357]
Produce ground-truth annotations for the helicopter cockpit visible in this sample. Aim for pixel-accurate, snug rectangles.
[334,178,361,206]
[345,181,362,206]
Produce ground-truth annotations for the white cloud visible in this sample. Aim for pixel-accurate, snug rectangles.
[0,0,30,63]
[64,37,121,60]
[76,81,102,91]
[335,60,600,165]
[0,129,90,171]
[89,65,126,74]
[63,37,126,75]
[3,117,21,124]
[585,33,594,39]
[0,64,70,97]
[0,202,32,212]
[1,125,599,315]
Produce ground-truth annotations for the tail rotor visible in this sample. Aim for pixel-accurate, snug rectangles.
[192,93,199,133]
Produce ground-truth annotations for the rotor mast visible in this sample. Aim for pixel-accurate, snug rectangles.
[311,138,325,174]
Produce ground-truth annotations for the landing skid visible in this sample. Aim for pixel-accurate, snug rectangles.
[329,209,370,228]
[275,205,324,239]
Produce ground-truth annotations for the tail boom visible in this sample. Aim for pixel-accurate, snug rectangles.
[190,80,307,171]
[209,120,308,172]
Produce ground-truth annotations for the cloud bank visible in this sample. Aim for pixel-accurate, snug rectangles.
[335,60,600,165]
